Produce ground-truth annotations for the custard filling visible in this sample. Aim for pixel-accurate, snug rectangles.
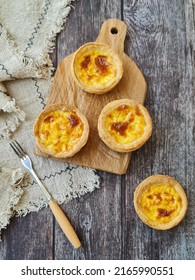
[140,184,182,224]
[75,50,117,86]
[105,104,146,143]
[39,110,83,153]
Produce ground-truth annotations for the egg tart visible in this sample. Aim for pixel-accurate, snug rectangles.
[134,175,188,230]
[71,42,123,94]
[33,104,89,158]
[98,99,152,152]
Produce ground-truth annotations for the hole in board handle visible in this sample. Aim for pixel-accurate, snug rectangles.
[111,27,118,34]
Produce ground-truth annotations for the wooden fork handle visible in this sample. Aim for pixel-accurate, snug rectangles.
[49,200,81,249]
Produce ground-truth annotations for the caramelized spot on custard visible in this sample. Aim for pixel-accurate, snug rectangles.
[68,114,80,128]
[135,105,141,116]
[41,130,50,138]
[147,194,162,205]
[158,208,175,218]
[44,115,53,123]
[155,193,162,200]
[95,55,109,73]
[111,122,129,136]
[87,75,93,80]
[81,55,90,69]
[128,114,135,123]
[117,105,130,111]
[178,197,182,202]
[107,114,112,119]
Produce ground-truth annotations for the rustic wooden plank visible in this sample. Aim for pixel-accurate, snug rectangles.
[54,173,123,260]
[54,0,123,259]
[123,0,195,259]
[0,208,53,260]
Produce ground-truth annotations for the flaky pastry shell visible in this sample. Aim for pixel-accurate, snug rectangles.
[134,175,188,230]
[33,104,89,158]
[97,99,152,152]
[71,42,123,94]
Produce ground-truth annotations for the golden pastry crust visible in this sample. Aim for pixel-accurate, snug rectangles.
[134,175,188,230]
[71,42,123,94]
[33,104,89,158]
[97,99,152,152]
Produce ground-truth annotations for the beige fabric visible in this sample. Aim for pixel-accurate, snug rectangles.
[0,1,100,237]
[0,166,25,237]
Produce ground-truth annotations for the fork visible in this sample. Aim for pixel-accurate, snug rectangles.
[10,140,81,249]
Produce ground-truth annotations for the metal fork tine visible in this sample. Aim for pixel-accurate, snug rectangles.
[13,140,26,156]
[14,140,25,154]
[10,140,26,158]
[10,142,21,158]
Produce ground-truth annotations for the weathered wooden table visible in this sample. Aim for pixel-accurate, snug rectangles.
[0,0,194,260]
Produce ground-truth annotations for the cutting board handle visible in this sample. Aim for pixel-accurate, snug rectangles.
[96,18,127,54]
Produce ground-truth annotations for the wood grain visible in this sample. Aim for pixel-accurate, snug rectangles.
[122,0,195,259]
[0,0,194,260]
[35,18,147,175]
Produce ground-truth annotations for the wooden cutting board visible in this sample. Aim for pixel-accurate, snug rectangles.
[35,19,147,175]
